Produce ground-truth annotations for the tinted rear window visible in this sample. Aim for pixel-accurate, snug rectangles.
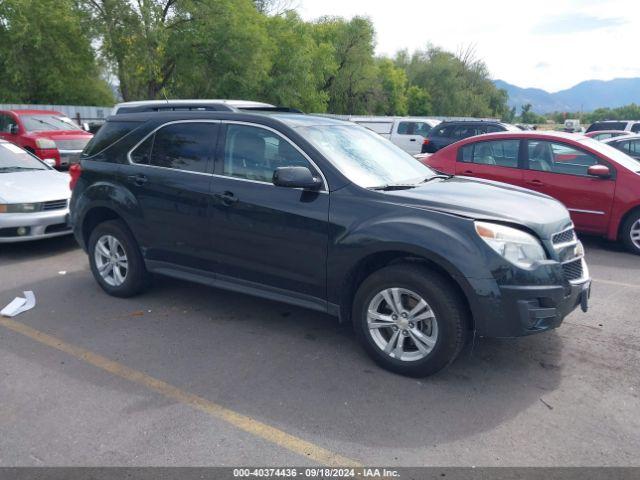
[587,122,627,133]
[83,121,141,157]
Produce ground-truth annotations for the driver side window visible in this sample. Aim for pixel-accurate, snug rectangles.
[527,141,600,176]
[222,124,311,183]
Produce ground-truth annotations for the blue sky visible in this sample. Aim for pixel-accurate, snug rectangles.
[297,0,640,92]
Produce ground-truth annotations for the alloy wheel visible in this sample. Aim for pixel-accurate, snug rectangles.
[367,288,438,362]
[630,219,640,250]
[94,235,128,287]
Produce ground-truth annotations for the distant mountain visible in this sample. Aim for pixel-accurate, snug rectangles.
[494,78,640,114]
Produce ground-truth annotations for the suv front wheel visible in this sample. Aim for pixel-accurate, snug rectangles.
[88,220,149,297]
[353,265,468,377]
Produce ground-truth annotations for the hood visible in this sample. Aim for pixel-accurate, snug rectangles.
[25,130,93,141]
[0,170,71,203]
[387,176,572,239]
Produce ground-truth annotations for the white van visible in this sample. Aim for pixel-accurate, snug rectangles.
[347,117,441,155]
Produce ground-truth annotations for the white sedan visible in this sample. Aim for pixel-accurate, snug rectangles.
[0,140,72,242]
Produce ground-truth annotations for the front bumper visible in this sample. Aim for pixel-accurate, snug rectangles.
[59,149,83,167]
[0,209,72,243]
[468,276,591,338]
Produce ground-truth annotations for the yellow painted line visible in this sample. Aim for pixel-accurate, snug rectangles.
[0,317,360,467]
[592,278,639,289]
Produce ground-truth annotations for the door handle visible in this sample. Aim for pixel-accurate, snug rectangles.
[128,174,148,186]
[409,138,417,142]
[463,170,474,175]
[214,191,238,206]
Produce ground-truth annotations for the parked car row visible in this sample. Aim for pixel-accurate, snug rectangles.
[6,99,639,378]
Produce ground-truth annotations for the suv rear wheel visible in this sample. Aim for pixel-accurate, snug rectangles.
[88,220,149,297]
[621,211,640,255]
[353,264,468,377]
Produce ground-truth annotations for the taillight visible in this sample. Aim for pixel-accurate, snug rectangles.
[422,139,430,145]
[69,164,82,190]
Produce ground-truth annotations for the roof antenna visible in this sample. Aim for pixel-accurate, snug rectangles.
[161,87,170,104]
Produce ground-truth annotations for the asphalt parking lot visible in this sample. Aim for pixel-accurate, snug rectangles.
[0,235,639,467]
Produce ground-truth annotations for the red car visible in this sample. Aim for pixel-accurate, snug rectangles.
[0,109,93,168]
[421,131,640,254]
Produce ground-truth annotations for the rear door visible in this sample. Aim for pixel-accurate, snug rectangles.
[521,139,616,234]
[123,120,218,270]
[454,139,525,186]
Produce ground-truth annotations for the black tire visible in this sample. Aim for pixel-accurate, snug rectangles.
[621,211,640,255]
[88,219,149,297]
[353,264,468,377]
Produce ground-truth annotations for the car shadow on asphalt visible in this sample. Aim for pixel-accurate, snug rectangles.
[0,235,80,267]
[0,266,564,451]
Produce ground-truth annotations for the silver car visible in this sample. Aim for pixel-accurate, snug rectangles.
[0,140,72,243]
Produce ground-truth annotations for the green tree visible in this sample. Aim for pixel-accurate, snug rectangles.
[0,0,113,105]
[258,12,333,112]
[406,86,431,116]
[312,16,377,114]
[371,58,408,115]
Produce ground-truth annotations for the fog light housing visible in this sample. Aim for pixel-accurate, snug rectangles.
[16,227,28,236]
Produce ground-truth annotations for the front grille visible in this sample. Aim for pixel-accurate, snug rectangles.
[55,138,90,151]
[553,228,576,245]
[43,199,68,211]
[562,258,583,281]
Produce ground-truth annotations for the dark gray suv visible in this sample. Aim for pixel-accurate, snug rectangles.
[70,111,590,377]
[422,120,519,153]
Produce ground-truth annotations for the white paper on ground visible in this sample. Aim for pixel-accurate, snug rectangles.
[1,291,36,317]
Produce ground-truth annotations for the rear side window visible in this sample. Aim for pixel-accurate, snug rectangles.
[83,121,140,157]
[631,124,640,133]
[130,122,217,173]
[459,140,520,167]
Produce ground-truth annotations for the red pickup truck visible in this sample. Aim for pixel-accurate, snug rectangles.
[0,109,93,169]
[421,131,640,254]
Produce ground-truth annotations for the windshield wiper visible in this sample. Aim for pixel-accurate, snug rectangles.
[0,166,42,172]
[369,184,419,191]
[420,174,451,183]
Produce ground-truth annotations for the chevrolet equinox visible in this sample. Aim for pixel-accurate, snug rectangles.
[70,111,591,377]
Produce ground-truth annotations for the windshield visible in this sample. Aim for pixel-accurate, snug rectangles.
[0,142,48,172]
[20,114,82,132]
[301,125,436,188]
[578,137,640,171]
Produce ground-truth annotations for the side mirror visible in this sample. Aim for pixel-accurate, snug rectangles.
[10,124,19,135]
[273,166,322,190]
[587,164,611,179]
[82,122,90,132]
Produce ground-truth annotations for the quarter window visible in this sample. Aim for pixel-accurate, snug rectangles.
[527,141,600,176]
[129,122,216,173]
[222,124,312,183]
[632,124,640,133]
[459,140,520,167]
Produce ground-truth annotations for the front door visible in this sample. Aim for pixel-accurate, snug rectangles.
[522,139,615,234]
[123,121,218,269]
[393,121,431,155]
[210,122,329,304]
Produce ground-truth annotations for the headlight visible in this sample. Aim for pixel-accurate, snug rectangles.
[0,203,43,213]
[35,138,57,149]
[475,221,547,268]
